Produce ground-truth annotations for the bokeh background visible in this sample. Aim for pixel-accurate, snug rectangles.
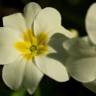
[0,0,96,96]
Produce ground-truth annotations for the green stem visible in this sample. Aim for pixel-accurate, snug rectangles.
[33,86,41,96]
[11,89,26,96]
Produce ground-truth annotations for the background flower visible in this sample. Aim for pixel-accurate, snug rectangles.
[63,36,96,82]
[63,3,96,94]
[82,3,96,94]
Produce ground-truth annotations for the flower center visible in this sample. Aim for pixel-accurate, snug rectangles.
[14,30,48,60]
[30,45,37,52]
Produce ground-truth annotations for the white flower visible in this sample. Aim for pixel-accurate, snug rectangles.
[83,3,96,93]
[63,36,96,82]
[0,2,74,94]
[63,3,96,94]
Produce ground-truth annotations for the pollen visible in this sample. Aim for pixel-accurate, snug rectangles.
[14,30,48,60]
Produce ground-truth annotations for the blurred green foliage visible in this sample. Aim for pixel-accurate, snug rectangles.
[11,89,26,96]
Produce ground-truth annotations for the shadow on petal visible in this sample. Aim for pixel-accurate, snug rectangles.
[47,33,69,65]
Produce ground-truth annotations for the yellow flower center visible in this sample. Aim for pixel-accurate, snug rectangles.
[14,30,48,60]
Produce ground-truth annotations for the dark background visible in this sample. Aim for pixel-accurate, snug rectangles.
[0,0,96,96]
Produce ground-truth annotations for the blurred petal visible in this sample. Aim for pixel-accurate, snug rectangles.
[24,2,41,29]
[83,80,96,93]
[3,13,27,32]
[23,60,43,95]
[69,29,79,38]
[2,58,26,89]
[86,3,96,44]
[66,57,96,82]
[54,26,79,39]
[34,7,61,38]
[35,56,69,82]
[63,37,96,57]
[0,27,21,64]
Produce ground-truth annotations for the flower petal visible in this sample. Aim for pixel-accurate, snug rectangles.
[35,56,69,82]
[85,3,96,44]
[83,80,96,93]
[2,57,26,89]
[66,57,96,82]
[23,60,43,95]
[24,2,41,29]
[34,7,61,38]
[3,13,27,32]
[53,26,78,39]
[0,27,21,64]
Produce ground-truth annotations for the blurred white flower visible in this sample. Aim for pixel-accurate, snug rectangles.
[63,36,96,82]
[63,3,96,94]
[0,2,74,94]
[83,3,96,93]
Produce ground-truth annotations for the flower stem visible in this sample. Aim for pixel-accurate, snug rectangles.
[11,89,26,96]
[33,86,41,96]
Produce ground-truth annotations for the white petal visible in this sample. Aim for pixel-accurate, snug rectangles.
[54,26,79,39]
[34,7,61,38]
[66,57,96,82]
[0,27,21,64]
[83,80,96,93]
[3,13,27,32]
[85,3,96,44]
[23,60,43,95]
[24,2,42,29]
[35,56,69,82]
[69,29,79,38]
[2,57,26,89]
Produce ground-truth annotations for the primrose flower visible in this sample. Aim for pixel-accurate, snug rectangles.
[0,2,74,94]
[63,3,96,93]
